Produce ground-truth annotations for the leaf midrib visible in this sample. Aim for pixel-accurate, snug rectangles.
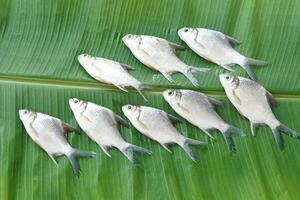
[0,74,299,99]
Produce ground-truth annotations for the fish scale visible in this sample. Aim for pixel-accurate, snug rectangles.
[19,109,96,177]
[219,73,300,150]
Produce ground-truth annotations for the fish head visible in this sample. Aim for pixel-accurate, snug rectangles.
[19,109,36,123]
[77,53,94,67]
[178,27,195,41]
[122,104,139,118]
[163,89,181,103]
[69,98,87,113]
[122,34,140,48]
[219,73,239,90]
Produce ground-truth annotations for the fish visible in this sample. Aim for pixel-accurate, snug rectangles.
[122,105,207,161]
[77,54,150,101]
[18,109,96,177]
[219,73,300,150]
[69,98,151,164]
[122,34,211,87]
[178,27,267,80]
[163,89,245,152]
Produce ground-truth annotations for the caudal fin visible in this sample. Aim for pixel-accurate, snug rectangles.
[183,66,211,87]
[221,126,245,153]
[67,149,96,177]
[271,123,300,150]
[121,143,152,164]
[241,57,268,80]
[180,137,207,162]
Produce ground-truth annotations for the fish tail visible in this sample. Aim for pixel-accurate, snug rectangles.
[271,123,300,151]
[121,143,152,164]
[184,66,211,87]
[221,125,245,153]
[67,149,96,177]
[241,57,268,81]
[180,137,207,162]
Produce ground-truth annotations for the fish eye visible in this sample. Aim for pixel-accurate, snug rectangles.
[183,28,189,33]
[168,90,173,96]
[83,54,87,57]
[127,105,132,110]
[225,76,230,80]
[23,110,28,114]
[73,99,79,104]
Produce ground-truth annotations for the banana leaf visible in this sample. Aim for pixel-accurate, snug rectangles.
[0,0,299,199]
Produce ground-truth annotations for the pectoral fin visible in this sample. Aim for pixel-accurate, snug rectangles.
[194,38,205,49]
[137,117,148,130]
[177,102,190,113]
[232,90,242,105]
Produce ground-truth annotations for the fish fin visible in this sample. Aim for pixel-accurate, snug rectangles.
[250,122,259,136]
[220,64,235,72]
[241,57,268,81]
[67,149,96,177]
[194,38,205,49]
[266,91,278,106]
[100,145,112,157]
[161,71,174,83]
[165,113,181,124]
[135,87,148,102]
[161,143,172,153]
[271,124,300,150]
[180,137,207,162]
[168,41,186,51]
[121,143,152,164]
[203,129,215,139]
[120,63,135,70]
[114,114,129,128]
[184,66,211,87]
[224,35,242,47]
[62,122,77,134]
[232,90,242,105]
[177,102,190,113]
[48,153,58,165]
[207,96,223,108]
[271,127,284,150]
[137,116,149,130]
[115,84,128,92]
[138,83,152,90]
[222,126,245,153]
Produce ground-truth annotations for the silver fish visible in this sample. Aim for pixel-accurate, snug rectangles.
[122,105,206,161]
[122,34,211,87]
[69,98,151,163]
[19,109,95,177]
[163,89,245,152]
[178,27,267,80]
[77,54,150,101]
[219,73,300,150]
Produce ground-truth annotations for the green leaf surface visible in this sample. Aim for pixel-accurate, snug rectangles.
[0,0,299,200]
